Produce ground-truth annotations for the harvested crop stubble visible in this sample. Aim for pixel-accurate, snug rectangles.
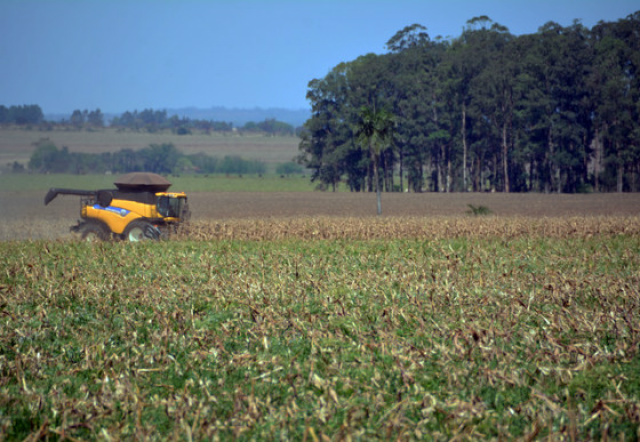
[177,215,640,241]
[2,216,640,440]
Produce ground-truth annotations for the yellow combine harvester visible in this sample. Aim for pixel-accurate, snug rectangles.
[44,172,189,241]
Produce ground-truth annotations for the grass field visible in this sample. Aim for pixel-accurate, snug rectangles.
[1,218,639,441]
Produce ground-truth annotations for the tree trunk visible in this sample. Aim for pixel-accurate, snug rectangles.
[502,122,509,193]
[399,147,404,192]
[440,145,447,192]
[372,147,382,215]
[492,155,497,192]
[546,128,555,193]
[446,152,452,193]
[594,127,601,192]
[375,164,382,215]
[617,164,623,193]
[461,103,468,192]
[385,152,394,192]
[617,144,624,193]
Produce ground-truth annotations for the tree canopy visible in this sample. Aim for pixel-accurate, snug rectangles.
[0,105,297,137]
[27,139,266,175]
[0,105,44,125]
[299,12,640,193]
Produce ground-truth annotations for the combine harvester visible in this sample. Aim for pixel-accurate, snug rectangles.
[44,172,189,241]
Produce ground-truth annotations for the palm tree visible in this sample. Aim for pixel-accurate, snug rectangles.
[356,106,395,215]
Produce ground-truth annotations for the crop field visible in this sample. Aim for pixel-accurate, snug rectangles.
[1,215,640,441]
[1,180,640,241]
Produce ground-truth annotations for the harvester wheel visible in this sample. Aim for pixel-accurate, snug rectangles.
[123,220,161,242]
[79,222,109,242]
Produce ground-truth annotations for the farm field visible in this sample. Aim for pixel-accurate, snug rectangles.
[1,218,639,440]
[0,127,300,172]
[1,183,640,240]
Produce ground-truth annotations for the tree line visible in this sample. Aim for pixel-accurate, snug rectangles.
[1,105,297,136]
[298,12,640,193]
[0,105,44,125]
[27,138,267,175]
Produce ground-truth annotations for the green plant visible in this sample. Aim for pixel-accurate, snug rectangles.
[1,219,639,440]
[466,203,493,216]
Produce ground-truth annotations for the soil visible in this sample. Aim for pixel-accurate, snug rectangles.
[2,190,639,241]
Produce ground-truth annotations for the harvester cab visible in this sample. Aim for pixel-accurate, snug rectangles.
[44,172,190,241]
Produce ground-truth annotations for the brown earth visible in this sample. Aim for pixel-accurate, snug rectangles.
[1,191,639,241]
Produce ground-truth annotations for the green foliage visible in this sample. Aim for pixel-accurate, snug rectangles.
[10,161,25,173]
[356,106,395,214]
[217,155,266,175]
[466,204,493,216]
[0,104,44,125]
[27,138,59,171]
[25,139,267,175]
[275,161,304,175]
[27,139,106,174]
[68,108,105,130]
[141,143,180,174]
[243,118,295,136]
[107,109,294,136]
[1,231,639,440]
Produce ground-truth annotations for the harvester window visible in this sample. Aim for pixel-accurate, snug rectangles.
[157,196,185,218]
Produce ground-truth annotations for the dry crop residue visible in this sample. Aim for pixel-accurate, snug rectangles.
[2,191,640,241]
[1,226,639,440]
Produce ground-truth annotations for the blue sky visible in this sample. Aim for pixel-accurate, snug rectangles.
[1,0,638,114]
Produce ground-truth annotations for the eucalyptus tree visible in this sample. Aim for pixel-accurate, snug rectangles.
[436,48,469,191]
[298,63,353,190]
[527,21,595,193]
[443,17,498,191]
[591,13,640,191]
[356,106,395,215]
[346,53,400,191]
[385,24,452,192]
[509,32,553,192]
[300,52,398,191]
[457,18,517,192]
[300,12,640,195]
[549,21,594,193]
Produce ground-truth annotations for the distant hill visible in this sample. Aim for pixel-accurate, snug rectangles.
[46,106,311,128]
